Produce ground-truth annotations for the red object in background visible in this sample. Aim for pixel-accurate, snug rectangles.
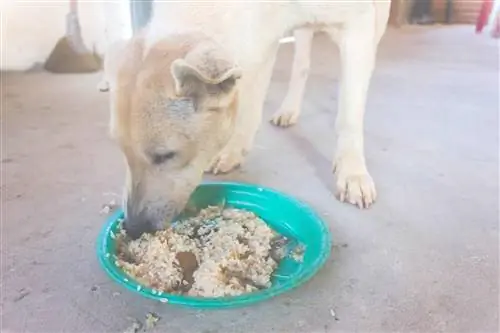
[476,0,493,33]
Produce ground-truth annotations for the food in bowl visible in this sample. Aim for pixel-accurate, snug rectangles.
[114,205,304,297]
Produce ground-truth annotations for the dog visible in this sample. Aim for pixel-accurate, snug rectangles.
[101,2,391,238]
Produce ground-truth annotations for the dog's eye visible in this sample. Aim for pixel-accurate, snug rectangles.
[152,151,176,165]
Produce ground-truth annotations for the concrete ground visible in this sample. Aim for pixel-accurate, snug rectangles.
[1,26,498,333]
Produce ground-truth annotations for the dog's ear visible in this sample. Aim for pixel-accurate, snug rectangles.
[170,42,242,109]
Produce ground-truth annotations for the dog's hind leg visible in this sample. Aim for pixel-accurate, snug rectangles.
[328,3,390,209]
[206,48,279,174]
[271,27,315,127]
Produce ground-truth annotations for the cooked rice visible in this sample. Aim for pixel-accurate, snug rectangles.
[115,206,296,297]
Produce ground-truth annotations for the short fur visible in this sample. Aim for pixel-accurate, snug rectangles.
[102,1,391,237]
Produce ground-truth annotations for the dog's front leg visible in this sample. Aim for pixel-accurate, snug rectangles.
[206,50,278,174]
[329,14,385,208]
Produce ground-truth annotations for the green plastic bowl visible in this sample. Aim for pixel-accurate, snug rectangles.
[97,181,332,309]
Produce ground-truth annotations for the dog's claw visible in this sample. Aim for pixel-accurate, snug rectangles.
[338,192,345,203]
[270,109,299,127]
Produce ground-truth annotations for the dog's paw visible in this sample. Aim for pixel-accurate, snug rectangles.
[270,108,299,127]
[205,144,245,174]
[333,156,376,209]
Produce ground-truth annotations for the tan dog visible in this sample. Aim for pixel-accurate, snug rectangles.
[103,2,391,238]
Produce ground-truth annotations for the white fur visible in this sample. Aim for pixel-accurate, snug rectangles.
[109,1,391,208]
[272,27,315,127]
[97,39,128,93]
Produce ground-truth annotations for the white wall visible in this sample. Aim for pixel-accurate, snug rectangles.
[0,0,132,71]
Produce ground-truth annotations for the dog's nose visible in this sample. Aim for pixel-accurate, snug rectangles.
[122,203,157,239]
[123,199,180,239]
[122,215,156,240]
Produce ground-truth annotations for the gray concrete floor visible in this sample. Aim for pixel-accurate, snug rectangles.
[1,26,499,333]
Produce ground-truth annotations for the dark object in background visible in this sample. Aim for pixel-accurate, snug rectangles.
[44,36,101,74]
[130,0,154,33]
[44,0,101,73]
[410,0,435,24]
[445,0,454,23]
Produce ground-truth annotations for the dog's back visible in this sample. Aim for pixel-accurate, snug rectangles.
[146,1,375,67]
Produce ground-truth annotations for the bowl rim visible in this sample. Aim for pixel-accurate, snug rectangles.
[96,180,332,309]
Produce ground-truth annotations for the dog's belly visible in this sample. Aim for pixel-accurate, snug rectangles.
[294,1,375,25]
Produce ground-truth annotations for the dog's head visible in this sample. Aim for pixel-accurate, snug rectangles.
[106,34,241,238]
